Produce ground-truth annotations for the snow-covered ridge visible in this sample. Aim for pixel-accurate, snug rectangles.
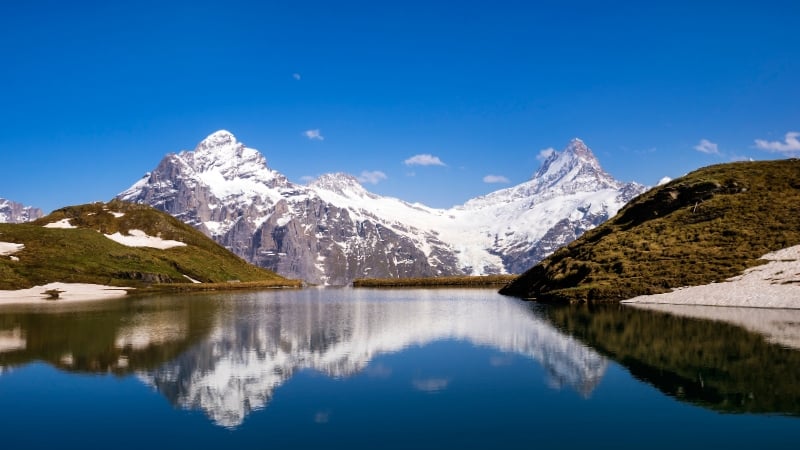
[119,131,647,284]
[0,197,43,224]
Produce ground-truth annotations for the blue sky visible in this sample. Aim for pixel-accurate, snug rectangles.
[1,0,798,213]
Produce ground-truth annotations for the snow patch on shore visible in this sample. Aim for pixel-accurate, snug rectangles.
[622,245,800,309]
[183,274,201,283]
[0,282,130,306]
[104,229,187,249]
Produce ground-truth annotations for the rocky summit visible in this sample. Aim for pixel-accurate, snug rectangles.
[0,197,43,224]
[119,131,646,285]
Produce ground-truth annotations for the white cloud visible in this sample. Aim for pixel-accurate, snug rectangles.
[755,131,800,155]
[292,73,301,80]
[404,154,446,166]
[299,175,316,183]
[657,176,672,186]
[412,377,451,393]
[356,170,387,184]
[304,129,324,141]
[314,410,330,424]
[537,147,555,161]
[483,174,510,184]
[694,139,719,154]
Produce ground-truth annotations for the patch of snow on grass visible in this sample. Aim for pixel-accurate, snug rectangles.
[44,218,76,229]
[105,229,187,249]
[183,274,201,283]
[0,242,24,256]
[622,245,800,309]
[111,212,125,218]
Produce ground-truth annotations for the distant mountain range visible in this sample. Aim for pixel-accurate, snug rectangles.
[0,197,43,223]
[119,131,646,284]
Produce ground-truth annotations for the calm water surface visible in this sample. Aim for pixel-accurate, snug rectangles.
[1,288,798,448]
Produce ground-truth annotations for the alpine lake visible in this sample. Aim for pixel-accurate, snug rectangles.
[1,288,798,449]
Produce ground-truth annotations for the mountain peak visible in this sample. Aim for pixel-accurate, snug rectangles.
[532,139,613,190]
[195,130,238,154]
[186,130,274,176]
[565,137,591,156]
[309,173,370,198]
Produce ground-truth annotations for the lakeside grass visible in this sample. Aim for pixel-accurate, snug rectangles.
[353,274,517,288]
[139,279,302,293]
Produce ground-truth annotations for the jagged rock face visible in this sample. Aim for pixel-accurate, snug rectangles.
[119,131,646,284]
[0,198,43,223]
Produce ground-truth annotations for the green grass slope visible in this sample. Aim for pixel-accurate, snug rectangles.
[0,200,299,290]
[500,159,800,303]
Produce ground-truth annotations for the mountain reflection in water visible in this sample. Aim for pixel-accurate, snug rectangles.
[3,288,800,433]
[136,289,607,427]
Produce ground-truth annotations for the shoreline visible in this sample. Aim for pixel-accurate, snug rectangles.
[621,245,800,309]
[353,274,517,288]
[0,280,304,307]
[0,282,131,306]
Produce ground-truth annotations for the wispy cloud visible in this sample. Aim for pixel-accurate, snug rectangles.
[314,410,330,424]
[483,174,509,184]
[292,73,301,80]
[755,131,800,155]
[412,377,451,393]
[304,129,324,141]
[404,154,446,166]
[490,355,513,366]
[537,147,555,161]
[356,170,387,184]
[299,175,316,183]
[694,139,720,155]
[365,363,392,378]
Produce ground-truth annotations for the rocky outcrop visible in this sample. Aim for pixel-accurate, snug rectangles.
[0,197,43,223]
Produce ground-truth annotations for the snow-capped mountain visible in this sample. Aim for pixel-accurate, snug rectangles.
[119,131,646,284]
[136,291,607,428]
[0,197,43,223]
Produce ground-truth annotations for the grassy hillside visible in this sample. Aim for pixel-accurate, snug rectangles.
[0,200,299,290]
[500,159,800,302]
